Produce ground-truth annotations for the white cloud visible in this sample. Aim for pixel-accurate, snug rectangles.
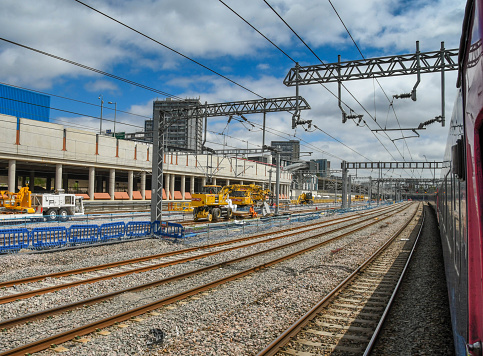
[0,0,465,179]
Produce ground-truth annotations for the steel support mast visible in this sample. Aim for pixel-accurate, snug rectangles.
[151,96,310,222]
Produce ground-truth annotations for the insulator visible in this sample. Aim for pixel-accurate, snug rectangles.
[393,93,411,99]
[346,114,363,120]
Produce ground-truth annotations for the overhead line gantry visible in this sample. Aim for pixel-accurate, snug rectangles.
[284,42,458,129]
[151,96,311,221]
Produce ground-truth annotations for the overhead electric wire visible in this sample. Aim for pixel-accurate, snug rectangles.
[262,0,324,64]
[73,0,263,99]
[260,0,408,165]
[259,1,407,166]
[0,95,144,130]
[327,0,415,165]
[312,124,371,160]
[0,81,152,120]
[0,37,182,100]
[262,0,413,164]
[260,0,414,176]
[218,0,296,63]
[219,1,369,162]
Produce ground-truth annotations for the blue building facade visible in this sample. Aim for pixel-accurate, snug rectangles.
[0,84,50,122]
[313,158,330,177]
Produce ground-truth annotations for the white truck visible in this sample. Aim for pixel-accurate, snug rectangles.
[0,188,85,222]
[33,190,85,221]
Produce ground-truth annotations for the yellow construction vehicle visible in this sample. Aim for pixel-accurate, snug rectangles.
[297,192,314,205]
[191,185,233,222]
[0,186,35,213]
[227,184,271,207]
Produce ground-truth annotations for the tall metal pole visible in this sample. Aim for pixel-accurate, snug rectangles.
[348,174,352,209]
[441,41,446,127]
[108,101,117,136]
[334,178,337,205]
[377,163,381,206]
[151,111,164,222]
[368,176,372,206]
[275,152,280,215]
[262,99,266,153]
[98,95,104,135]
[342,161,347,209]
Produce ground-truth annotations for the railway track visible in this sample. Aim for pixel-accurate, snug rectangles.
[0,204,403,303]
[0,202,416,356]
[256,203,423,356]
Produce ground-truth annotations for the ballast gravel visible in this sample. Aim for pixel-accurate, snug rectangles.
[0,203,421,355]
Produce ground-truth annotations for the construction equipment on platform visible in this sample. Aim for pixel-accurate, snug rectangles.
[226,184,271,207]
[297,192,314,205]
[191,185,234,222]
[0,186,84,221]
[0,186,35,213]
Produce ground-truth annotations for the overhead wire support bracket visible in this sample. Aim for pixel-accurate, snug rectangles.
[394,41,421,101]
[371,127,424,140]
[292,62,312,129]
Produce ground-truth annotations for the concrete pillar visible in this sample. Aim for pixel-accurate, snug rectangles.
[212,177,217,185]
[109,168,115,200]
[88,167,95,200]
[342,161,347,209]
[201,176,206,187]
[181,175,186,200]
[348,175,352,209]
[128,170,133,200]
[29,171,35,190]
[141,171,146,200]
[170,174,175,201]
[190,176,195,195]
[240,180,244,185]
[165,173,170,200]
[8,160,16,192]
[226,179,230,186]
[55,163,62,191]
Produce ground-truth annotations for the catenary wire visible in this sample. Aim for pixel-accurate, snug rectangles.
[0,81,152,120]
[327,0,415,163]
[220,1,372,162]
[0,96,144,130]
[73,0,263,99]
[263,0,413,176]
[0,37,183,100]
[260,1,408,166]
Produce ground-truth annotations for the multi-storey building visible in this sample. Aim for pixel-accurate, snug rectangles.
[313,158,330,177]
[270,140,300,164]
[147,98,203,152]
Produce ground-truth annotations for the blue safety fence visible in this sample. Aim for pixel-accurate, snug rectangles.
[125,221,151,238]
[153,221,186,239]
[69,224,99,245]
[31,226,68,249]
[0,228,30,252]
[99,222,125,241]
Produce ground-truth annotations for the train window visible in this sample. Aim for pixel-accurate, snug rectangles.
[451,138,466,181]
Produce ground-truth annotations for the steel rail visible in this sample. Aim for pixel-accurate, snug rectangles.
[0,204,405,304]
[0,204,414,356]
[362,207,426,355]
[255,203,421,356]
[0,204,411,330]
[0,204,399,289]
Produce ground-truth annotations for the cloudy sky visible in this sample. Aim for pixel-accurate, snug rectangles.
[0,0,466,179]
